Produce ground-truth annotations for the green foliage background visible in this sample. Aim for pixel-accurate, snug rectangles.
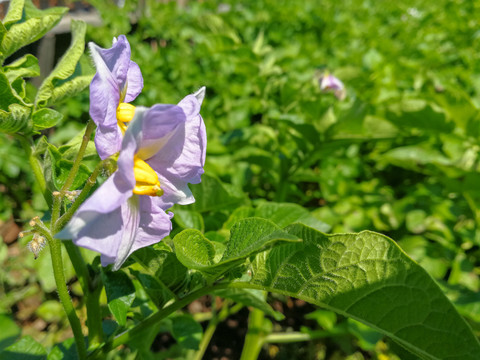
[1,0,480,359]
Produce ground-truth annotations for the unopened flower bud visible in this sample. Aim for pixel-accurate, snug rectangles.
[27,233,47,259]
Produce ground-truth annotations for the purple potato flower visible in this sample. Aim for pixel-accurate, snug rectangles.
[56,88,206,270]
[319,74,346,101]
[89,35,144,159]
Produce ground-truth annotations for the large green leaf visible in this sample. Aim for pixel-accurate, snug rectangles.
[1,2,68,60]
[36,20,91,107]
[237,224,480,360]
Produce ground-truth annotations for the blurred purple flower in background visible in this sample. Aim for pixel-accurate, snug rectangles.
[319,73,346,101]
[57,35,206,270]
[89,35,143,159]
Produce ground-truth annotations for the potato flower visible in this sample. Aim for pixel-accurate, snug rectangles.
[57,35,206,270]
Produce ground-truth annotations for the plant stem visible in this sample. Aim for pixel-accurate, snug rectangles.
[15,134,50,206]
[239,307,266,360]
[264,327,347,343]
[89,284,228,359]
[63,240,104,348]
[85,283,104,349]
[194,298,231,360]
[46,232,87,360]
[62,119,96,193]
[51,119,96,230]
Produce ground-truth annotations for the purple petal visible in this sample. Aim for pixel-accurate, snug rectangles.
[124,61,143,102]
[89,35,143,159]
[147,94,206,209]
[89,36,130,127]
[94,125,122,160]
[128,196,173,256]
[133,104,187,161]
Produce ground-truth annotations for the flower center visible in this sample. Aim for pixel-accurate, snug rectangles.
[132,156,164,197]
[117,102,136,134]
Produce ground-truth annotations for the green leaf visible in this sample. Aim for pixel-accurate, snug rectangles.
[173,209,204,232]
[0,314,21,352]
[4,54,40,81]
[240,224,480,360]
[3,54,39,99]
[130,244,188,308]
[0,69,25,110]
[1,3,68,60]
[41,139,91,191]
[36,20,91,107]
[189,174,247,212]
[221,218,301,262]
[386,99,454,134]
[255,202,331,232]
[170,315,203,350]
[2,0,25,28]
[47,338,77,360]
[101,269,136,326]
[173,218,301,279]
[174,229,216,270]
[0,103,31,134]
[32,108,63,130]
[0,335,47,360]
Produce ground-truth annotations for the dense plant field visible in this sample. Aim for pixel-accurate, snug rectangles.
[1,0,480,359]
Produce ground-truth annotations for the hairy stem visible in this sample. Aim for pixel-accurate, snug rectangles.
[51,119,96,230]
[46,232,87,359]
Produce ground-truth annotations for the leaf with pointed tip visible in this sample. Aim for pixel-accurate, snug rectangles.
[1,4,68,59]
[36,20,92,107]
[3,54,40,99]
[237,224,480,360]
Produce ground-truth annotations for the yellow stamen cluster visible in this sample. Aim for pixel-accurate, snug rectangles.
[116,102,163,197]
[117,102,136,134]
[133,156,164,197]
